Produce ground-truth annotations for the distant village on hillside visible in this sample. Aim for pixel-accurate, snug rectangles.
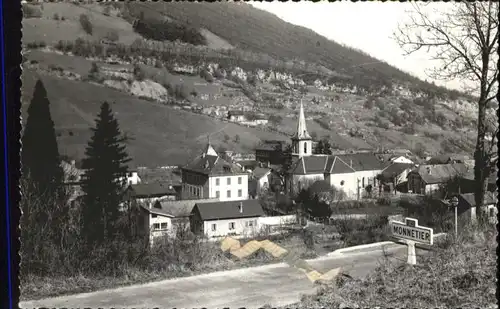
[60,102,498,246]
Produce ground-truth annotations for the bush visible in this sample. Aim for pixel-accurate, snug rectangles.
[333,215,389,247]
[26,41,46,49]
[133,64,145,81]
[22,4,42,18]
[104,30,119,42]
[200,69,214,83]
[79,14,93,35]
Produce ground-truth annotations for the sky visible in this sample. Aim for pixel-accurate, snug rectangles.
[250,1,462,90]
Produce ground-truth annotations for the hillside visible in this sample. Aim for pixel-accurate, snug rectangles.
[21,68,289,167]
[20,1,490,166]
[126,1,461,97]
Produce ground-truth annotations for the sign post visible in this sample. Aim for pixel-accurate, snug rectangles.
[389,217,433,265]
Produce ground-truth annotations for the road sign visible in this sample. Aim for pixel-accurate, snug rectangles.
[389,218,434,265]
[389,217,433,245]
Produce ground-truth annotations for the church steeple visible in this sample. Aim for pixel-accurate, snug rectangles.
[295,101,311,140]
[291,101,312,157]
[202,134,218,157]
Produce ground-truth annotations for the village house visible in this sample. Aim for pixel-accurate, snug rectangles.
[284,102,385,200]
[181,142,249,201]
[227,110,247,122]
[407,163,470,196]
[426,154,470,165]
[190,199,265,239]
[378,162,416,193]
[454,192,497,225]
[255,140,287,167]
[139,198,216,246]
[249,167,272,198]
[124,182,178,208]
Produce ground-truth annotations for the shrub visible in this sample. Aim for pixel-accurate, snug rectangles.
[26,41,46,49]
[104,30,119,42]
[22,4,42,18]
[333,215,389,247]
[79,14,93,35]
[200,69,214,83]
[133,64,145,81]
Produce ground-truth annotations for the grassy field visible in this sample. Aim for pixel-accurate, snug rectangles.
[22,2,141,46]
[22,69,288,167]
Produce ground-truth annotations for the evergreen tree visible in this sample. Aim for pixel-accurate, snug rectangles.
[21,79,64,201]
[81,102,131,245]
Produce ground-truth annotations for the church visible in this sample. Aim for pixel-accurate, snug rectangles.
[284,102,385,200]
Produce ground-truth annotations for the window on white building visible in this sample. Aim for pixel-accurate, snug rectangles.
[304,143,307,154]
[238,189,242,197]
[489,208,495,217]
[340,180,345,186]
[227,177,231,185]
[153,223,160,230]
[160,223,168,230]
[362,177,365,187]
[238,177,242,184]
[227,190,231,198]
[152,214,157,218]
[216,191,220,198]
[216,178,220,186]
[246,220,254,227]
[229,222,235,230]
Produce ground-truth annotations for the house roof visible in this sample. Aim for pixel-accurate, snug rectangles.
[427,154,470,165]
[252,167,271,179]
[289,155,329,175]
[193,199,265,221]
[460,169,497,185]
[411,163,470,184]
[147,198,217,217]
[255,140,284,151]
[289,153,382,175]
[381,163,415,179]
[325,156,356,174]
[228,110,246,116]
[459,192,497,208]
[335,153,385,171]
[182,149,246,176]
[129,182,176,198]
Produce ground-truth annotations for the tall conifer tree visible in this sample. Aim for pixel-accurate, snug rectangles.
[21,79,64,201]
[81,102,131,245]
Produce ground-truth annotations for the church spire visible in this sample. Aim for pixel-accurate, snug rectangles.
[203,134,218,157]
[295,100,311,140]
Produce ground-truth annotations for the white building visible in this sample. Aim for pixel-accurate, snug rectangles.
[139,198,216,246]
[190,199,265,239]
[181,142,249,201]
[285,102,385,200]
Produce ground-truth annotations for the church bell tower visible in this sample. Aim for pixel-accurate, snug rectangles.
[291,101,312,157]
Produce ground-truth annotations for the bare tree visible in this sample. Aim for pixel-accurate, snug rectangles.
[394,2,499,220]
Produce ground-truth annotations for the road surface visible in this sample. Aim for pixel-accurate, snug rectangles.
[21,243,429,308]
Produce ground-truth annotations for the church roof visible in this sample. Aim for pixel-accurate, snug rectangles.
[292,101,311,140]
[288,155,356,175]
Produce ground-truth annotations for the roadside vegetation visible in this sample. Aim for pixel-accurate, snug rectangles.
[294,224,497,308]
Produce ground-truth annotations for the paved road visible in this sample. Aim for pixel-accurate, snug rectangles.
[21,243,428,309]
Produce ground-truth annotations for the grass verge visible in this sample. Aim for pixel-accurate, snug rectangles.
[292,226,497,308]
